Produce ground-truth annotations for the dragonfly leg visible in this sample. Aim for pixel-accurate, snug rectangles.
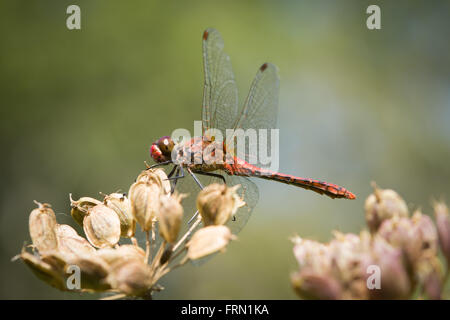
[147,160,173,170]
[186,168,206,224]
[167,165,178,178]
[169,166,180,194]
[191,170,226,184]
[187,168,205,189]
[166,166,185,181]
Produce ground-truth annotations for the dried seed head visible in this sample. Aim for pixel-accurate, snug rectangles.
[291,270,342,300]
[365,183,409,233]
[158,193,185,244]
[29,201,58,253]
[433,201,450,265]
[69,195,102,227]
[196,184,244,226]
[19,250,67,291]
[67,254,111,291]
[128,176,162,231]
[55,224,96,257]
[96,244,146,266]
[108,260,153,296]
[104,193,135,238]
[187,225,235,260]
[83,204,121,248]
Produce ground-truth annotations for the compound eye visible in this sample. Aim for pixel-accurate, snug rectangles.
[158,136,174,155]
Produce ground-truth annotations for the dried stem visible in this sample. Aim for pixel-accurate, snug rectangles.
[173,215,202,252]
[145,231,151,263]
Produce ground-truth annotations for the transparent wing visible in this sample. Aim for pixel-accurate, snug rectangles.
[172,168,259,235]
[227,63,280,167]
[186,171,259,266]
[202,28,239,136]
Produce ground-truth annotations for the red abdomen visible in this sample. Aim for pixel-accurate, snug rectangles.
[225,159,356,200]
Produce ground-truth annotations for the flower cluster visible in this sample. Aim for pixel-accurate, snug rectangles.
[291,183,450,300]
[15,168,242,299]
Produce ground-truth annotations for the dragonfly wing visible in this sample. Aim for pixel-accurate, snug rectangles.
[202,28,239,137]
[227,63,280,167]
[188,172,259,267]
[204,173,259,234]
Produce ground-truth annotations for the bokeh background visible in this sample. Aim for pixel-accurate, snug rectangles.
[1,0,449,299]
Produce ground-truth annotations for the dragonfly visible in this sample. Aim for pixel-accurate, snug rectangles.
[149,28,355,234]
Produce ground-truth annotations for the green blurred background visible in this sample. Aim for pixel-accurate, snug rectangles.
[1,0,449,299]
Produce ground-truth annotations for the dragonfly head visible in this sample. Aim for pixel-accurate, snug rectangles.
[150,136,175,163]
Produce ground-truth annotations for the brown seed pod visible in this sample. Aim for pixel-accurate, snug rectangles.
[364,183,409,233]
[29,201,58,253]
[69,195,102,227]
[158,193,185,244]
[108,259,153,296]
[196,184,244,226]
[128,175,162,231]
[104,193,135,238]
[19,250,67,291]
[96,244,146,266]
[55,224,96,257]
[66,254,112,291]
[83,204,121,248]
[186,225,235,260]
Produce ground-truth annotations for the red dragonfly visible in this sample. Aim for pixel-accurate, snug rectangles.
[150,28,355,233]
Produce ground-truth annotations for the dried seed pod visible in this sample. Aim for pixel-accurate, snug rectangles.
[55,224,96,257]
[83,204,121,248]
[292,236,330,274]
[67,254,112,291]
[29,201,58,253]
[136,169,171,194]
[291,270,342,300]
[40,250,69,273]
[416,255,443,300]
[19,250,67,291]
[377,216,421,266]
[128,175,162,231]
[153,169,171,195]
[96,245,146,266]
[368,237,411,300]
[434,201,450,265]
[158,193,185,244]
[108,259,153,296]
[187,225,235,260]
[104,193,135,238]
[364,183,409,233]
[196,184,244,226]
[411,210,438,258]
[69,195,102,227]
